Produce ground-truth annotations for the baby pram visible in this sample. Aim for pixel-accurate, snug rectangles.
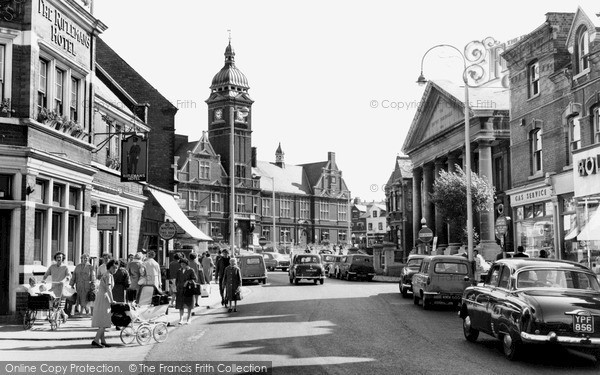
[118,285,171,345]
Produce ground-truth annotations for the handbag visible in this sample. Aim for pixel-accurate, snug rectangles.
[235,287,243,301]
[86,289,96,302]
[184,282,200,296]
[200,284,210,298]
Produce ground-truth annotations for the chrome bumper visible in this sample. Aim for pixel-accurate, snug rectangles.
[521,332,600,345]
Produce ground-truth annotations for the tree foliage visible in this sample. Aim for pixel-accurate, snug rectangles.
[430,166,495,244]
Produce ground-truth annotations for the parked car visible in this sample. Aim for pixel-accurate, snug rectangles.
[262,252,290,272]
[399,254,427,298]
[322,254,340,276]
[337,254,376,281]
[412,255,473,310]
[328,255,343,278]
[237,254,267,284]
[289,254,325,285]
[459,258,600,361]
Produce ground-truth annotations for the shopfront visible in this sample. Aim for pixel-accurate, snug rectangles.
[572,146,600,264]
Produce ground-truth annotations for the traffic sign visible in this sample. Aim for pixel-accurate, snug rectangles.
[418,227,434,243]
[495,217,508,235]
[159,222,177,240]
[258,237,268,247]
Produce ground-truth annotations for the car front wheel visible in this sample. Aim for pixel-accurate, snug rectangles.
[502,332,522,361]
[413,293,419,305]
[462,315,479,342]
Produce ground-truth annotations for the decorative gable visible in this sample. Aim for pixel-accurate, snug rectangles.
[566,7,600,54]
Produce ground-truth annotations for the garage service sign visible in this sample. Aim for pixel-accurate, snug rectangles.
[510,186,551,206]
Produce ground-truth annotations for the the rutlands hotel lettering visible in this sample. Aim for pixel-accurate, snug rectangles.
[578,154,600,177]
[38,0,90,57]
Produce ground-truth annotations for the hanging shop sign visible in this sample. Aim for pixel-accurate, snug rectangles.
[121,135,148,182]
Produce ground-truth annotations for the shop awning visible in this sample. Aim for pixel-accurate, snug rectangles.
[147,187,212,241]
[564,226,579,241]
[578,209,600,241]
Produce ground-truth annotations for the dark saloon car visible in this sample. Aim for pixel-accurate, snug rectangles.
[289,254,325,285]
[262,252,290,272]
[399,254,427,298]
[338,254,376,281]
[460,258,600,361]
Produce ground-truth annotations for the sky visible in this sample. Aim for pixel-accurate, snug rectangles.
[92,0,599,202]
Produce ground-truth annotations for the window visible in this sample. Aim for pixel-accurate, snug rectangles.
[262,198,271,217]
[569,115,581,154]
[51,212,62,253]
[338,203,347,221]
[280,198,291,218]
[368,223,373,231]
[262,227,271,241]
[52,184,63,206]
[372,211,378,218]
[253,197,259,214]
[189,191,198,211]
[211,193,221,212]
[338,230,347,242]
[528,61,539,98]
[54,68,64,114]
[38,59,48,113]
[199,160,210,179]
[531,129,543,173]
[300,200,310,219]
[378,222,383,231]
[210,222,221,238]
[34,210,44,262]
[236,195,245,213]
[70,78,79,121]
[494,156,504,191]
[576,28,590,74]
[0,45,5,99]
[68,188,79,210]
[593,107,600,144]
[0,174,12,200]
[319,202,329,220]
[235,163,246,178]
[67,215,78,264]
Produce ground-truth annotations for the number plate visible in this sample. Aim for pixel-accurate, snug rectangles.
[573,315,594,333]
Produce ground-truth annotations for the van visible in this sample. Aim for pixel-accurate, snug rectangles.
[237,254,267,284]
[411,255,473,310]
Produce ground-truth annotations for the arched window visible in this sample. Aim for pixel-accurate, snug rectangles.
[576,27,590,73]
[569,115,581,154]
[530,128,543,174]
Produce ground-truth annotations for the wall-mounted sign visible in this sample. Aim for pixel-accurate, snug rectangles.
[573,146,600,198]
[37,0,91,60]
[97,214,118,231]
[510,186,551,206]
[121,135,148,182]
[159,222,177,240]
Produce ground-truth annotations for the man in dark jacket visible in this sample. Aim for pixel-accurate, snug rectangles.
[215,250,231,306]
[513,246,529,258]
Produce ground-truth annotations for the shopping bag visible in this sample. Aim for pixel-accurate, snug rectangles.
[200,284,210,298]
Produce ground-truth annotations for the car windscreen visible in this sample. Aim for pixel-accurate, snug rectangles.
[297,256,319,263]
[407,258,423,269]
[323,255,336,262]
[516,268,600,291]
[433,262,468,275]
[351,256,372,264]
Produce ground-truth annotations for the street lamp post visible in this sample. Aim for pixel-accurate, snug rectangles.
[417,44,474,262]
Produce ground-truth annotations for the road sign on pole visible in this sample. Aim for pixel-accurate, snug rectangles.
[495,216,508,235]
[418,227,434,243]
[258,237,268,247]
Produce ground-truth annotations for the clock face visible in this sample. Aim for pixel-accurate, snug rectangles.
[214,109,223,120]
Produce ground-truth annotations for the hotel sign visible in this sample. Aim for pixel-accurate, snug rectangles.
[37,0,91,61]
[573,147,600,198]
[511,186,551,206]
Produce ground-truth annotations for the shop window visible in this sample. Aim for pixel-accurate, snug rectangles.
[528,60,539,98]
[534,203,544,218]
[530,129,543,174]
[525,205,533,219]
[0,174,11,200]
[576,27,590,74]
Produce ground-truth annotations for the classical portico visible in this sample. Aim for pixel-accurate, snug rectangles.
[402,80,510,258]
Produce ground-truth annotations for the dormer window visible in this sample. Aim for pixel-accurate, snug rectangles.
[576,27,590,74]
[527,60,539,98]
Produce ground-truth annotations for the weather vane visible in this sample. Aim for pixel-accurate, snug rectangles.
[227,29,232,43]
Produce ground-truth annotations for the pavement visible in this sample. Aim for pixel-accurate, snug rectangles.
[0,282,225,341]
[373,275,401,283]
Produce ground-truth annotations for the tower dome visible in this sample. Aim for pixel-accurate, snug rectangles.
[210,42,250,91]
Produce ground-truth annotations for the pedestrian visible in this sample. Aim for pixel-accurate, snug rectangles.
[539,249,548,258]
[168,253,181,307]
[91,259,117,348]
[188,252,205,307]
[69,253,95,316]
[42,252,71,322]
[176,258,197,325]
[223,257,242,313]
[495,251,511,260]
[513,246,529,258]
[97,253,112,280]
[201,252,215,284]
[141,250,162,291]
[127,253,134,264]
[112,260,130,303]
[215,249,231,306]
[126,253,143,302]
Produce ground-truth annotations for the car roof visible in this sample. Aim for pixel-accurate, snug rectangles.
[407,254,427,260]
[494,258,590,271]
[424,255,470,261]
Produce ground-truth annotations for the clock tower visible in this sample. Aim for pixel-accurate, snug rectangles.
[206,41,254,180]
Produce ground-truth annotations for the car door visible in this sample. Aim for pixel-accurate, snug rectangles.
[468,264,501,332]
[412,259,430,295]
[488,265,512,335]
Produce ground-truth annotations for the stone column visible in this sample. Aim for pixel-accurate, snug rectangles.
[478,139,501,258]
[412,167,422,253]
[446,153,461,253]
[434,159,448,251]
[422,163,434,241]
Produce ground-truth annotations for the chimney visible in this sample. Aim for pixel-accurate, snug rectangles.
[328,152,336,166]
[251,147,257,168]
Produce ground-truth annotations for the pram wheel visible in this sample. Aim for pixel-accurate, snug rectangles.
[23,310,35,330]
[136,324,152,345]
[153,322,168,343]
[120,326,136,345]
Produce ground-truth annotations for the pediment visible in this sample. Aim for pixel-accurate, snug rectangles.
[402,83,465,153]
[566,7,600,53]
